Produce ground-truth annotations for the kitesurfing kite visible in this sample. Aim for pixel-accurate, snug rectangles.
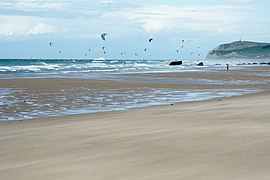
[148,38,153,42]
[101,33,107,41]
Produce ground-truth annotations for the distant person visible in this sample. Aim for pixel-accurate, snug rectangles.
[226,64,229,71]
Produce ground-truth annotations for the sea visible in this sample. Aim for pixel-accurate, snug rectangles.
[1,58,270,78]
[1,58,218,78]
[1,58,269,121]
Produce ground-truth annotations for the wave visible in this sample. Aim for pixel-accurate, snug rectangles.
[1,58,269,77]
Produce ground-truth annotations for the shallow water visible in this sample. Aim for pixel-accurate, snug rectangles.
[0,87,261,121]
[100,75,270,85]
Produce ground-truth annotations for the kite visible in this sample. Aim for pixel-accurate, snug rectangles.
[101,33,107,41]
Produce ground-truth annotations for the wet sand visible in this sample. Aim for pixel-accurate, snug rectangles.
[1,66,270,120]
[0,66,270,179]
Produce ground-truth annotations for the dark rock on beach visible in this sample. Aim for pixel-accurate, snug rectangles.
[197,62,204,66]
[236,62,270,66]
[169,61,182,66]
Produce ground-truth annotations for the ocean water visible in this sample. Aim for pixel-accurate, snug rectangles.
[0,58,202,79]
[0,58,269,121]
[1,58,269,78]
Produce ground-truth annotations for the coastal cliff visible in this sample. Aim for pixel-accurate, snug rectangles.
[207,41,270,59]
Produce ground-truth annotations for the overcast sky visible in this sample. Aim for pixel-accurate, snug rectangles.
[0,0,269,59]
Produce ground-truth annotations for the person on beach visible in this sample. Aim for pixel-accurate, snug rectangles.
[226,64,229,71]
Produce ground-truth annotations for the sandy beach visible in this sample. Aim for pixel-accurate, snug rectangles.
[1,66,270,179]
[2,0,270,178]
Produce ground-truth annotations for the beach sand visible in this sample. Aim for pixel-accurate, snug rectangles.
[1,66,270,179]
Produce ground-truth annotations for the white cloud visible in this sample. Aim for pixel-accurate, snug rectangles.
[105,4,246,34]
[0,15,57,37]
[27,22,56,35]
[0,1,268,40]
[228,0,257,5]
[3,0,67,11]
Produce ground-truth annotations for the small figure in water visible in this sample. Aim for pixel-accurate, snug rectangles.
[226,63,229,71]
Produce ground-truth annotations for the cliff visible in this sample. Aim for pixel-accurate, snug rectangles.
[207,41,270,59]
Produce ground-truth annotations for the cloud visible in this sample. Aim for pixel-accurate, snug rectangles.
[0,0,137,18]
[227,0,257,5]
[0,15,57,37]
[0,1,268,40]
[27,22,56,35]
[0,0,67,11]
[105,4,246,34]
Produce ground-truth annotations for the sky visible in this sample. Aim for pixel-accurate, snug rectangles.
[0,0,269,59]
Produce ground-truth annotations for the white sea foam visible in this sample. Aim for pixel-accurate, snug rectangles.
[0,58,269,78]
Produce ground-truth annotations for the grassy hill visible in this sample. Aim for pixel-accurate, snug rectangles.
[207,41,270,59]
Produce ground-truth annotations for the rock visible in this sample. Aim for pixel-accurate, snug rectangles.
[169,61,182,66]
[197,62,204,66]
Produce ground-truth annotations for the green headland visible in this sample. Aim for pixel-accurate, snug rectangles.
[207,41,270,59]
